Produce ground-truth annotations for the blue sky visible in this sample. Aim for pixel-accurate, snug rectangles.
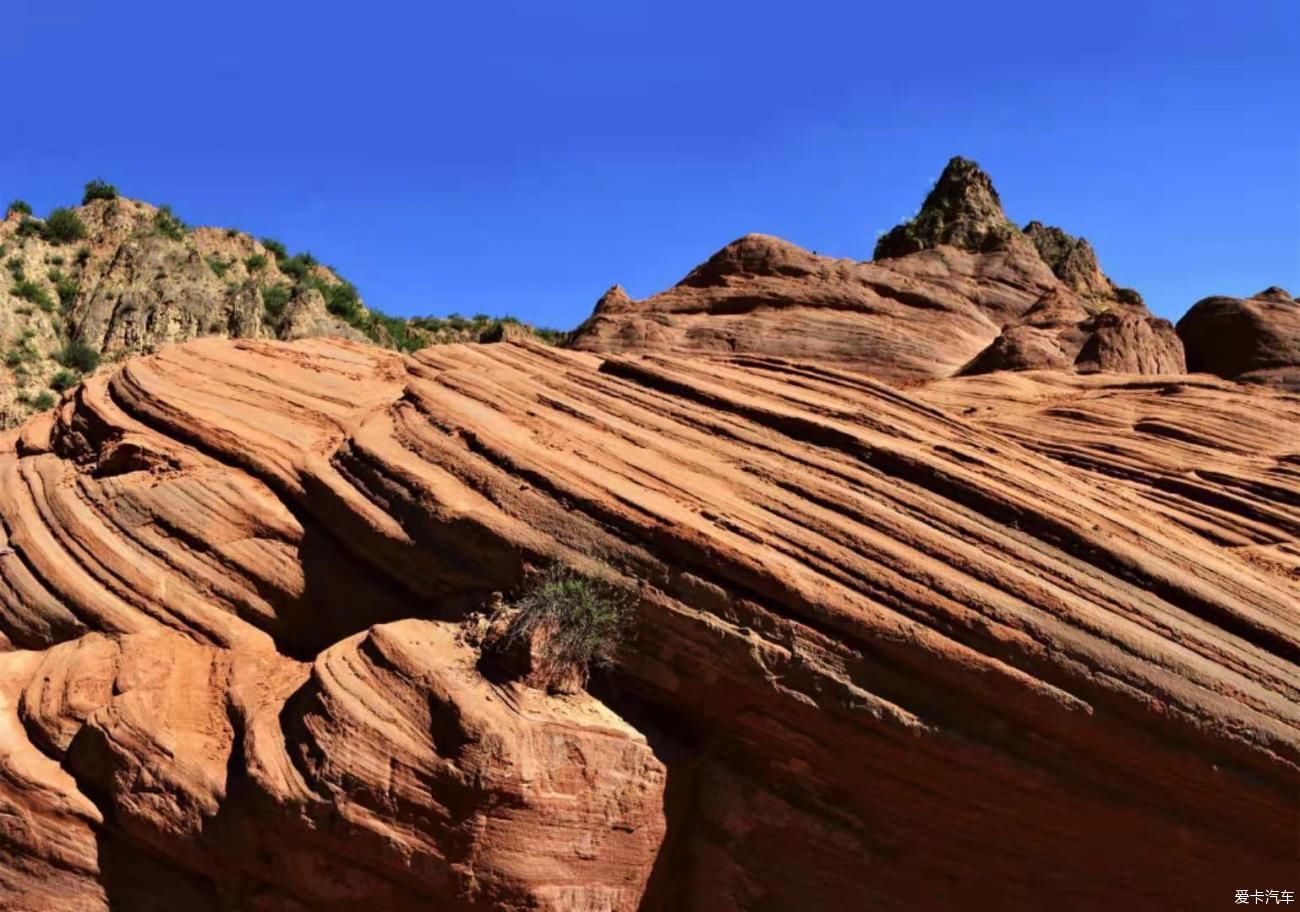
[3,1,1296,326]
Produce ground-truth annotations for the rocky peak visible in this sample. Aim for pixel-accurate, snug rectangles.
[593,284,633,313]
[1022,221,1108,297]
[873,156,1017,259]
[1254,286,1295,303]
[1022,220,1144,308]
[679,233,818,288]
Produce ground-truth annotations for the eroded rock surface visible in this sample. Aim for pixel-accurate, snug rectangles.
[1178,286,1300,388]
[0,337,1294,909]
[572,158,1184,381]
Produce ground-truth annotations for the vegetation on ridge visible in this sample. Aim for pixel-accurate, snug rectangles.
[2,176,569,428]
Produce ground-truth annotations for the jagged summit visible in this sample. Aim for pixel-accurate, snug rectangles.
[1023,220,1143,307]
[572,157,1182,381]
[592,283,633,313]
[871,157,1142,309]
[872,156,1017,260]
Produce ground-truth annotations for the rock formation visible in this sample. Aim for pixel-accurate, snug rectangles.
[570,157,1185,382]
[873,155,1019,258]
[0,194,561,429]
[0,336,1294,909]
[1177,286,1300,388]
[0,197,372,428]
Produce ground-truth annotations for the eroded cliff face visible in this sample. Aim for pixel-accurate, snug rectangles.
[0,199,369,429]
[570,158,1184,381]
[0,337,1295,910]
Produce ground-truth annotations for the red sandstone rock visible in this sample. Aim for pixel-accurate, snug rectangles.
[571,160,1185,381]
[1177,286,1300,388]
[0,336,1295,909]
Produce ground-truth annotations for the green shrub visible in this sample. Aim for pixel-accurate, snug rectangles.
[48,269,78,310]
[225,228,239,238]
[32,391,57,410]
[278,252,318,282]
[5,200,32,218]
[74,246,91,267]
[55,340,100,372]
[16,218,42,239]
[260,238,287,260]
[3,349,22,368]
[49,255,64,266]
[43,208,88,244]
[13,279,54,312]
[261,285,291,320]
[497,565,632,690]
[1114,286,1144,307]
[244,253,267,272]
[206,256,230,278]
[152,205,187,241]
[5,256,23,276]
[364,311,423,352]
[81,179,119,204]
[320,280,360,320]
[48,369,78,392]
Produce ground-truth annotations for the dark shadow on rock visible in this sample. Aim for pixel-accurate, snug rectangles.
[95,831,222,912]
[591,675,703,912]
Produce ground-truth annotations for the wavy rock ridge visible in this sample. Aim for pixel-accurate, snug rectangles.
[572,158,1184,382]
[0,337,1297,909]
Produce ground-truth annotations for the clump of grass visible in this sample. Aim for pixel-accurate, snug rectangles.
[48,369,78,392]
[13,279,54,312]
[496,565,633,691]
[244,253,267,272]
[206,255,230,278]
[55,340,100,373]
[152,205,187,241]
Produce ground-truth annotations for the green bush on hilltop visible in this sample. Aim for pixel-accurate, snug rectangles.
[152,205,187,241]
[260,238,288,260]
[82,179,119,204]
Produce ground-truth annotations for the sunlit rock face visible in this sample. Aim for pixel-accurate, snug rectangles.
[0,335,1295,909]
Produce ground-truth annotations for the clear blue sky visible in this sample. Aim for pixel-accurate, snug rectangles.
[3,1,1296,326]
